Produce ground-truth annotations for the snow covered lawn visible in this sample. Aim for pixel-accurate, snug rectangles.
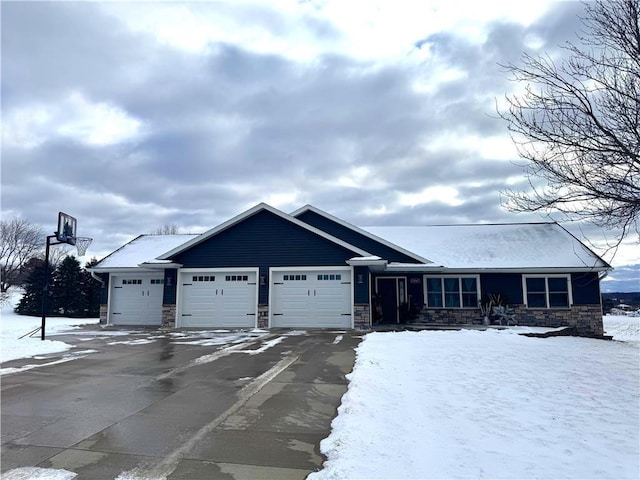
[0,289,99,364]
[310,320,640,480]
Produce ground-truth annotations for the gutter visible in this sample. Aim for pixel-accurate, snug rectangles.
[90,270,105,286]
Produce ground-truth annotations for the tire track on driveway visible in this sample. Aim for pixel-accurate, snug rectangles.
[118,353,300,480]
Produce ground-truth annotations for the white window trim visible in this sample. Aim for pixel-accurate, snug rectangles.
[423,275,481,309]
[523,274,573,309]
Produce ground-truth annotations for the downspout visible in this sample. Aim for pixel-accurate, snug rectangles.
[90,270,105,285]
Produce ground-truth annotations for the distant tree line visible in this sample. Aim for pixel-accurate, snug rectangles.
[15,256,101,318]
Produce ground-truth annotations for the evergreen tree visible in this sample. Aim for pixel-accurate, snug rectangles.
[15,259,54,316]
[51,256,83,316]
[81,258,101,317]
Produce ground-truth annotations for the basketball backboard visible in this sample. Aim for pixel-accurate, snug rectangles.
[56,212,77,245]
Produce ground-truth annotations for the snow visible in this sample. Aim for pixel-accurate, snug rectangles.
[604,313,640,342]
[0,289,98,363]
[364,223,609,269]
[92,233,199,269]
[310,320,639,480]
[3,284,638,479]
[1,467,76,480]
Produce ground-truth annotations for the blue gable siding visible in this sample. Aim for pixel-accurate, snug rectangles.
[295,210,421,264]
[169,210,361,304]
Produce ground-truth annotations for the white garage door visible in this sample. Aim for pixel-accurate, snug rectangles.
[178,270,257,328]
[110,273,164,325]
[271,268,352,328]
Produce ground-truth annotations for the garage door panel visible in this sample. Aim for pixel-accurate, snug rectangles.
[179,270,257,328]
[271,269,351,328]
[110,275,163,326]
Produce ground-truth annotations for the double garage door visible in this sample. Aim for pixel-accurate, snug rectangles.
[178,269,258,328]
[270,268,352,328]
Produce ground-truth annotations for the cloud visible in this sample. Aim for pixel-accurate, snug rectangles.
[1,0,636,275]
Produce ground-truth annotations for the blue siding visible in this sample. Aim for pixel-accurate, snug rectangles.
[163,269,178,304]
[571,272,601,304]
[295,210,421,263]
[170,210,361,304]
[354,266,369,303]
[99,273,109,304]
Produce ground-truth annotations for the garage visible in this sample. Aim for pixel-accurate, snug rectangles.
[109,273,164,325]
[178,269,258,328]
[270,268,352,328]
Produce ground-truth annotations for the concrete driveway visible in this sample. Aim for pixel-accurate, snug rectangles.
[1,328,361,479]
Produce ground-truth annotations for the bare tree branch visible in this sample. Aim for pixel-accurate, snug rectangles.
[152,224,180,235]
[0,218,45,292]
[498,0,640,248]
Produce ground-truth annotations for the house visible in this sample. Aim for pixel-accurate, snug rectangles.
[90,203,611,336]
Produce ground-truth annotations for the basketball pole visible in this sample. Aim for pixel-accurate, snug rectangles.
[41,234,63,341]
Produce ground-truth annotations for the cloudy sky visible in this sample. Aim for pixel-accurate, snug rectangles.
[2,0,638,292]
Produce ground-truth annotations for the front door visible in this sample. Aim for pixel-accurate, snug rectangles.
[375,277,406,324]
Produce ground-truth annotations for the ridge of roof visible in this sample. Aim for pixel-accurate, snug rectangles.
[291,204,432,264]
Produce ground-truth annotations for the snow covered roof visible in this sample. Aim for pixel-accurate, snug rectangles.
[364,223,610,271]
[92,234,200,269]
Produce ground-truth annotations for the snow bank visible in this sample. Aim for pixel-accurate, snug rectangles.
[1,466,76,479]
[0,288,98,363]
[310,328,639,480]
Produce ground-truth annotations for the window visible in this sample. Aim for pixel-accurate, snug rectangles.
[524,275,571,308]
[122,279,142,285]
[192,275,215,282]
[150,279,164,285]
[283,274,306,281]
[317,274,342,281]
[225,275,249,282]
[424,276,479,308]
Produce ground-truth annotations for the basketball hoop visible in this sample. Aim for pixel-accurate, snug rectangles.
[74,237,93,256]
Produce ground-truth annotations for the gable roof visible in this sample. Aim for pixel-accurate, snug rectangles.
[92,234,200,270]
[364,223,611,271]
[291,204,431,264]
[157,202,372,260]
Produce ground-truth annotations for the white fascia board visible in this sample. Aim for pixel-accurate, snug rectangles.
[88,267,161,274]
[291,204,432,264]
[158,202,372,260]
[347,257,388,267]
[386,263,444,272]
[432,266,611,274]
[138,262,183,269]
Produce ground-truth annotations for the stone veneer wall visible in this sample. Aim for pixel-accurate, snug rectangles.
[354,304,371,330]
[416,304,604,336]
[99,304,108,325]
[162,304,176,328]
[258,304,269,329]
[510,304,603,336]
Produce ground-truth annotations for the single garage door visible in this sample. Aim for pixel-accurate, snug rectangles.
[271,268,352,328]
[110,273,164,325]
[178,270,258,328]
